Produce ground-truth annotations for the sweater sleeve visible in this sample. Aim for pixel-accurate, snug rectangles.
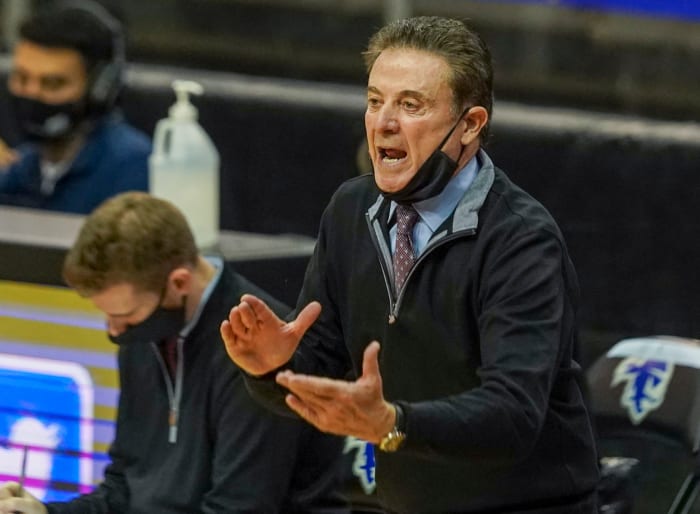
[242,210,353,415]
[403,227,580,465]
[204,359,340,513]
[44,414,131,514]
[0,146,40,201]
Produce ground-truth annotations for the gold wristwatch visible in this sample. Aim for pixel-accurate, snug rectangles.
[379,403,406,452]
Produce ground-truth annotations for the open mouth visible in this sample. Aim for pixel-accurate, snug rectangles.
[379,147,407,163]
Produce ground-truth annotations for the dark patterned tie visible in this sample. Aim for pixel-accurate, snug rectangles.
[393,204,419,291]
[159,336,178,380]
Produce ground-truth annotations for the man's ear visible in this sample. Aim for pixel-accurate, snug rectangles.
[460,106,489,146]
[168,267,192,294]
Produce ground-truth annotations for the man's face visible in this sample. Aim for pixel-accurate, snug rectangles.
[90,283,161,338]
[364,47,465,193]
[8,40,88,104]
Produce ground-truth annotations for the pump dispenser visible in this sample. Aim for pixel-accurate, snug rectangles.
[149,80,220,249]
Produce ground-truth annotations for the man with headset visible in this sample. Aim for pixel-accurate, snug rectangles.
[0,1,150,214]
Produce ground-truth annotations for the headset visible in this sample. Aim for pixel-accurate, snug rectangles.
[56,0,126,113]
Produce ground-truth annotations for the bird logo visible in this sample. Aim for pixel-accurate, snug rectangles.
[0,416,61,500]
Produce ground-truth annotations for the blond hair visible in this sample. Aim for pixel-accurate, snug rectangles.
[63,191,198,296]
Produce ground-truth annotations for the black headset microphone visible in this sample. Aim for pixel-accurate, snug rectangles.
[58,0,126,113]
[7,0,126,141]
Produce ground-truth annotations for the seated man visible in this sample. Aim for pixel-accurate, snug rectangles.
[0,1,150,214]
[0,192,347,514]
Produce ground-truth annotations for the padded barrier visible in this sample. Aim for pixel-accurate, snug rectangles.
[1,56,698,361]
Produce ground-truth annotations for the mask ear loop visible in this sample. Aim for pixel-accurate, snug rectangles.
[154,270,175,311]
[437,106,471,151]
[155,280,169,307]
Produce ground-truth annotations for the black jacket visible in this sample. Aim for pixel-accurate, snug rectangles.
[47,262,348,514]
[249,151,600,513]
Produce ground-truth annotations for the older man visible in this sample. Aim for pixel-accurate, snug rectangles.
[222,16,600,514]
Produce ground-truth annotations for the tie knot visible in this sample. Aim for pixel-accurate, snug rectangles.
[396,204,419,235]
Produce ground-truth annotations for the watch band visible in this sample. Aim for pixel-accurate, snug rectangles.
[394,402,406,432]
[379,402,407,452]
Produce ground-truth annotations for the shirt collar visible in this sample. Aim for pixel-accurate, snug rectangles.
[179,256,224,338]
[389,155,479,231]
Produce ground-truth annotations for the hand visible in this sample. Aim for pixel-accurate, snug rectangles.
[220,294,321,376]
[0,482,47,514]
[275,341,395,443]
[0,138,19,169]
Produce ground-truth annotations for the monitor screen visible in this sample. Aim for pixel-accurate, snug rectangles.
[0,280,116,501]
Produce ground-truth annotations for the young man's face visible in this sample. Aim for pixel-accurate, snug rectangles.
[8,40,88,104]
[90,283,162,338]
[364,47,467,194]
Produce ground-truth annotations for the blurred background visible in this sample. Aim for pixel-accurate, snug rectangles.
[1,1,699,512]
[3,0,699,121]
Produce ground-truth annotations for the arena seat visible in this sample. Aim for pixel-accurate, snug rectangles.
[587,336,700,513]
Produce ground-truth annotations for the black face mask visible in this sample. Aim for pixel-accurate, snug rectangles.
[9,93,87,142]
[108,296,187,346]
[380,108,469,206]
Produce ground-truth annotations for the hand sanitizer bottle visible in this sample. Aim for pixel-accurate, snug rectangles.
[149,80,220,249]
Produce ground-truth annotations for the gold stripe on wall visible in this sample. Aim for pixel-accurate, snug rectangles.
[0,281,98,312]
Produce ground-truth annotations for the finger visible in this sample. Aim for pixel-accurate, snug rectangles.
[226,305,251,337]
[361,341,382,380]
[236,301,259,331]
[286,391,326,415]
[220,320,236,347]
[290,301,322,336]
[284,393,336,433]
[285,392,363,439]
[0,151,18,167]
[0,483,19,500]
[239,294,274,323]
[0,159,17,169]
[285,393,316,422]
[0,497,21,513]
[0,139,18,167]
[277,371,344,400]
[240,295,287,332]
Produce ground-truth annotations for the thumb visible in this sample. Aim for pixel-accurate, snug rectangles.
[290,301,322,336]
[361,341,382,379]
[0,482,20,499]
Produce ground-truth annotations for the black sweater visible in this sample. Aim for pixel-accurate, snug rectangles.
[48,262,348,514]
[248,151,600,513]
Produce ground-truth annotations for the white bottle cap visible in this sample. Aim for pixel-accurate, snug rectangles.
[169,80,204,120]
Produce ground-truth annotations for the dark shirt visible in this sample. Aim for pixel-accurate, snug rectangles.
[47,262,348,514]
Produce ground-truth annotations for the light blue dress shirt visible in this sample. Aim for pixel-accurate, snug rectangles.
[389,155,479,256]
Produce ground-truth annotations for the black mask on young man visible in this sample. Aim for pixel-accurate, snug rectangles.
[380,108,469,206]
[9,93,87,142]
[108,297,187,346]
